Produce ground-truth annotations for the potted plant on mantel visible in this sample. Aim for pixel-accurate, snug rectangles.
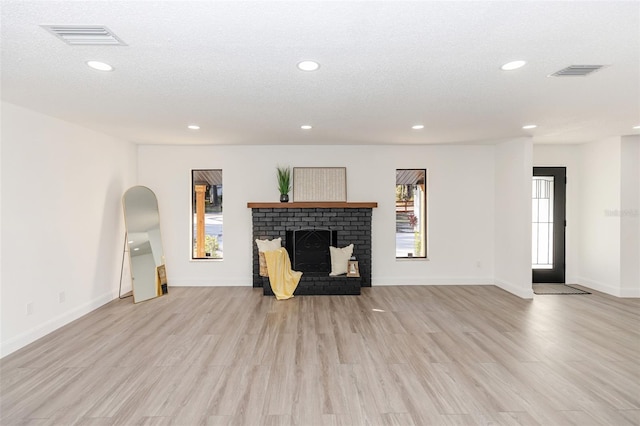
[276,166,292,202]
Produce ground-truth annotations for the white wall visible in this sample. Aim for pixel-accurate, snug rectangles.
[578,136,623,295]
[494,138,534,298]
[620,136,640,297]
[533,144,582,284]
[534,138,639,297]
[1,102,137,357]
[138,144,496,287]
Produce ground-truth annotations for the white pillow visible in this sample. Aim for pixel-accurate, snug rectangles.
[255,237,282,252]
[329,244,354,276]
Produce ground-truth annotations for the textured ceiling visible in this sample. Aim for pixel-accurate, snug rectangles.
[1,1,639,145]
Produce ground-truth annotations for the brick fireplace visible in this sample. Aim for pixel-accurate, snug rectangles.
[248,202,377,295]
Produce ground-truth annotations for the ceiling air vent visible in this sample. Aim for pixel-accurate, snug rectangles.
[41,25,127,46]
[549,65,606,77]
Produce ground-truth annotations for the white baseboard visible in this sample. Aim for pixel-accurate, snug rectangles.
[494,278,534,299]
[168,277,250,286]
[1,291,116,358]
[619,288,640,297]
[174,277,497,287]
[577,277,640,298]
[372,277,494,286]
[372,276,534,299]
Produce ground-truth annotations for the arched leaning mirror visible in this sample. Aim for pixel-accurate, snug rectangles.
[122,186,167,303]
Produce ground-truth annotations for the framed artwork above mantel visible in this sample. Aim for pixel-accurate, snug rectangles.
[293,167,347,202]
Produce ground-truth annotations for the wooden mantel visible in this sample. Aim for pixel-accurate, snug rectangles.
[247,202,377,209]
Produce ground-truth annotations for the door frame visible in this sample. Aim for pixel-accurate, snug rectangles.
[532,167,566,283]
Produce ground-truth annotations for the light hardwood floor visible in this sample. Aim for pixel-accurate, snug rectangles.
[1,285,639,425]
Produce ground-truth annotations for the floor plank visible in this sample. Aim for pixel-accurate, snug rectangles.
[1,285,639,425]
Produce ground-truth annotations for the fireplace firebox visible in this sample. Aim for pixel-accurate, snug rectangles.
[286,229,338,273]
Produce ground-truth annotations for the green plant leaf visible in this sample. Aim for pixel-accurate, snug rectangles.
[276,166,291,194]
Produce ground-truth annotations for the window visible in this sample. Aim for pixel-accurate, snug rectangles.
[396,169,426,258]
[532,176,554,269]
[192,169,223,259]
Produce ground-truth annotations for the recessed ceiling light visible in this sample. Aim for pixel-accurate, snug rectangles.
[128,240,134,244]
[412,125,425,130]
[501,60,526,71]
[133,248,140,251]
[297,60,320,71]
[633,125,640,129]
[300,125,312,130]
[187,124,200,130]
[522,124,537,129]
[86,60,113,71]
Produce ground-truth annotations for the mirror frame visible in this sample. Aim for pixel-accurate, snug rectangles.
[122,186,167,303]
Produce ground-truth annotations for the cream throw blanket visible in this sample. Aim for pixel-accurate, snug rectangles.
[264,247,302,300]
